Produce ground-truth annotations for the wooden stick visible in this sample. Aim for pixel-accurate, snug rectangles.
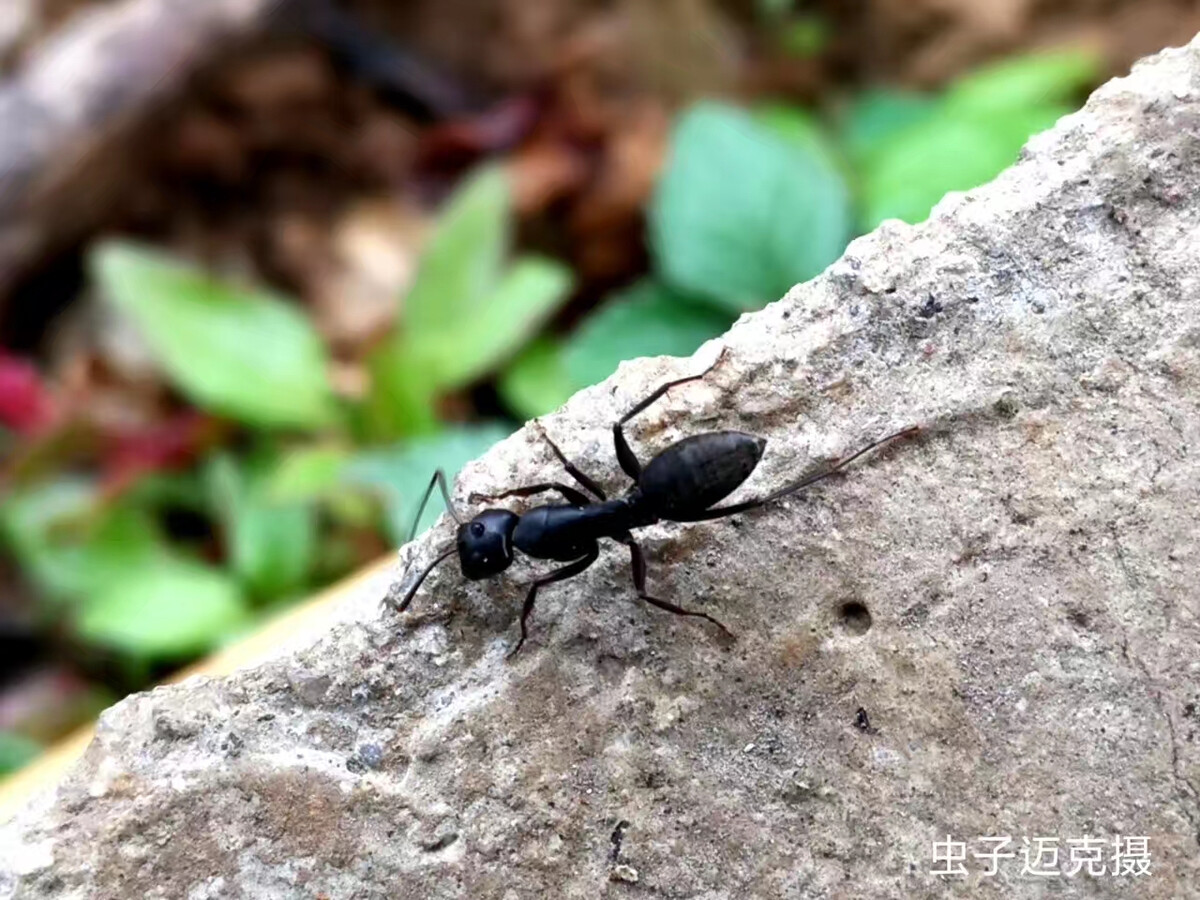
[0,0,294,300]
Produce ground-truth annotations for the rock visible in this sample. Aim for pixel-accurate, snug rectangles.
[609,862,639,883]
[5,34,1200,900]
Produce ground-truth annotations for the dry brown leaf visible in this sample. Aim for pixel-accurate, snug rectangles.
[507,136,590,217]
[311,197,431,351]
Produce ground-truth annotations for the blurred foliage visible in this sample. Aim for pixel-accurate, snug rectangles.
[365,166,573,438]
[0,732,41,777]
[77,556,248,658]
[850,50,1100,227]
[650,102,852,312]
[206,453,318,603]
[0,44,1099,776]
[498,339,575,422]
[343,424,512,543]
[94,246,340,430]
[563,282,732,388]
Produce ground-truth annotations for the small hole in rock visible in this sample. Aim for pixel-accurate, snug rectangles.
[838,601,872,636]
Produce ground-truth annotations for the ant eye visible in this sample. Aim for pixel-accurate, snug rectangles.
[471,522,485,537]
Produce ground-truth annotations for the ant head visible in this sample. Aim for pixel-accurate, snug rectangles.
[456,509,518,580]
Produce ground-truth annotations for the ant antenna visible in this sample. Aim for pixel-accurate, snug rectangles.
[386,470,462,615]
[406,469,462,544]
[394,544,457,612]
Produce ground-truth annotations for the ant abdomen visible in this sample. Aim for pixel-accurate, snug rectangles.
[638,432,766,519]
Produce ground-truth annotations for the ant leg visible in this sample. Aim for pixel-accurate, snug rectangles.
[612,348,728,480]
[469,482,591,507]
[619,536,731,635]
[532,421,607,500]
[509,547,599,657]
[672,426,919,523]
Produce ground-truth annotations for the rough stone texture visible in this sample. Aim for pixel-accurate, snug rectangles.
[5,34,1200,900]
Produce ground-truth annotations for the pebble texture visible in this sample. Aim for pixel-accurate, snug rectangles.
[5,34,1200,900]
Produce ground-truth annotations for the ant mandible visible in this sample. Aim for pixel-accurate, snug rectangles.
[390,348,917,656]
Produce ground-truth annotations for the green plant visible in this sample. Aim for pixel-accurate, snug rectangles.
[2,165,577,668]
[94,245,339,430]
[650,102,852,312]
[0,732,41,776]
[848,49,1100,228]
[77,555,249,658]
[0,480,251,657]
[497,50,1099,418]
[365,166,574,438]
[497,102,854,419]
[499,282,733,420]
[206,452,318,603]
[344,424,512,542]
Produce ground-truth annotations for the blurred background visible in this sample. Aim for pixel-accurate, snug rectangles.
[0,0,1196,780]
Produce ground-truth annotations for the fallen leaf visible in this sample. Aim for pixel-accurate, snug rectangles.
[0,352,55,435]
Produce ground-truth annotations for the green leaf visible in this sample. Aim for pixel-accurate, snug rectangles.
[777,14,830,58]
[563,281,732,388]
[207,454,317,602]
[0,478,93,601]
[344,424,512,543]
[0,482,164,605]
[124,471,208,514]
[1,479,249,658]
[403,165,510,340]
[413,256,575,389]
[757,105,847,176]
[364,165,574,439]
[77,557,249,657]
[756,0,794,18]
[92,241,337,429]
[261,443,376,528]
[0,731,41,776]
[850,50,1098,230]
[264,444,351,503]
[860,105,1067,228]
[650,103,852,312]
[361,352,440,441]
[943,49,1100,117]
[840,89,937,166]
[499,338,576,420]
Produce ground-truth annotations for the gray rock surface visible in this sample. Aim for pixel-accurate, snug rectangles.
[5,34,1200,900]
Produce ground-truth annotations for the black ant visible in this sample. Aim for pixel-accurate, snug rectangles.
[391,349,917,655]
